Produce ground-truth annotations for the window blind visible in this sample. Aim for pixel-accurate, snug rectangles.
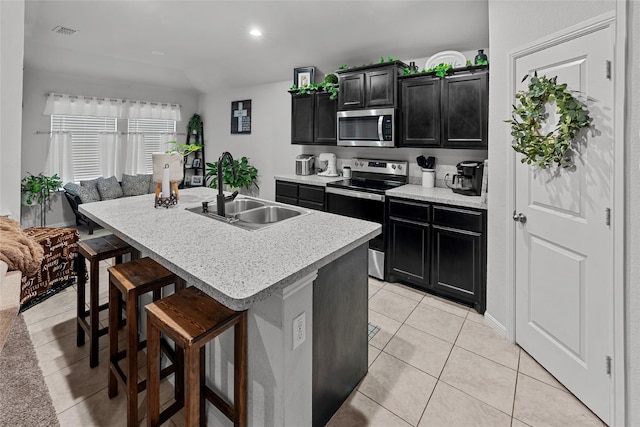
[51,115,117,181]
[127,119,176,173]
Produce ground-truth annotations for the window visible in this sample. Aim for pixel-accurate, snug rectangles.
[127,118,176,173]
[51,115,117,181]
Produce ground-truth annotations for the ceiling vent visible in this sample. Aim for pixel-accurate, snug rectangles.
[51,26,77,36]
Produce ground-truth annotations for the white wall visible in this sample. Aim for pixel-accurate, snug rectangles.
[20,67,200,227]
[626,1,640,424]
[0,0,25,221]
[486,0,615,328]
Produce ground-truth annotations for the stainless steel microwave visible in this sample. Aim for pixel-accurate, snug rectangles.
[336,108,395,148]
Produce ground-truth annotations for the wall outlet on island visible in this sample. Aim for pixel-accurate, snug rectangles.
[293,312,306,350]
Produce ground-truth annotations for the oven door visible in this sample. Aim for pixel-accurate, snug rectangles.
[326,187,386,279]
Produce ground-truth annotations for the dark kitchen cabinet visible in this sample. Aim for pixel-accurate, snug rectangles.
[276,180,325,211]
[386,198,486,313]
[441,70,488,148]
[336,62,406,110]
[290,92,337,145]
[400,75,441,147]
[398,66,488,149]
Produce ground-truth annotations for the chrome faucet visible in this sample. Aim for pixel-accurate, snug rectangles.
[217,151,237,216]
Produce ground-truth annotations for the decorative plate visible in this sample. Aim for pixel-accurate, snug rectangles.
[425,50,467,70]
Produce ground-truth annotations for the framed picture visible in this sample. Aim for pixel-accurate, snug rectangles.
[192,158,201,168]
[231,99,251,134]
[294,66,315,88]
[190,175,203,186]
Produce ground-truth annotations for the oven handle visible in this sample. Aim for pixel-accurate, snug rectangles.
[326,187,385,202]
[378,115,384,141]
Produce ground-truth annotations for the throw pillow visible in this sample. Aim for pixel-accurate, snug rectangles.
[63,182,96,204]
[78,179,101,202]
[121,174,150,197]
[143,174,157,194]
[96,176,124,200]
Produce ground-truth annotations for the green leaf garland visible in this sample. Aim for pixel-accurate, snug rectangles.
[507,74,590,169]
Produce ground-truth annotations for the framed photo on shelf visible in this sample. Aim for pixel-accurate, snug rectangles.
[192,158,201,168]
[190,175,203,186]
[294,66,315,88]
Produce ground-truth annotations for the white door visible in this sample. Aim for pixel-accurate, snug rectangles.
[514,25,613,423]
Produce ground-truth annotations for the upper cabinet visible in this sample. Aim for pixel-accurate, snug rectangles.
[399,66,488,149]
[290,91,337,145]
[336,62,407,110]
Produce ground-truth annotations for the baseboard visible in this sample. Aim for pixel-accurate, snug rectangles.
[483,311,508,340]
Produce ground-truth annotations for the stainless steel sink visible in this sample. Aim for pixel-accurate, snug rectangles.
[235,206,302,224]
[185,196,310,230]
[224,199,264,214]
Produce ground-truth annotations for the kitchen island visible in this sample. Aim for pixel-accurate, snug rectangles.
[80,187,379,426]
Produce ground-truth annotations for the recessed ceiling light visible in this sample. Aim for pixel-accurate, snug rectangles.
[151,51,165,56]
[249,29,262,37]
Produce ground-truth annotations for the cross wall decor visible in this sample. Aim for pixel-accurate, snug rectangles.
[231,99,251,134]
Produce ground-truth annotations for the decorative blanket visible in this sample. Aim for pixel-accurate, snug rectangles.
[20,227,79,311]
[0,218,44,277]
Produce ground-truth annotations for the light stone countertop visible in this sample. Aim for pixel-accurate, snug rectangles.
[386,185,487,210]
[274,174,344,186]
[79,187,380,310]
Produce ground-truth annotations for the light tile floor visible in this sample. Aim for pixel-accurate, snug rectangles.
[21,232,604,426]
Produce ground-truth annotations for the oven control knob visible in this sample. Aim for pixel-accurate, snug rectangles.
[392,165,396,169]
[398,165,403,170]
[358,161,363,167]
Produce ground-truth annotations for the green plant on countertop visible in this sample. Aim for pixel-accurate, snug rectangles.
[290,73,340,100]
[506,73,590,169]
[21,172,63,227]
[165,140,202,157]
[205,156,259,191]
[187,113,203,134]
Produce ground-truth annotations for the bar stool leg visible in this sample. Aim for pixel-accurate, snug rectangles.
[126,290,139,426]
[147,317,161,427]
[76,256,86,347]
[185,346,201,426]
[88,258,100,368]
[108,279,119,399]
[235,313,248,427]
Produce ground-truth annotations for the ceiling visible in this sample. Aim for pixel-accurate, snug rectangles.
[24,0,489,93]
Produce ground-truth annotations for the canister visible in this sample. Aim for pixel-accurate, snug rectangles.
[422,168,435,188]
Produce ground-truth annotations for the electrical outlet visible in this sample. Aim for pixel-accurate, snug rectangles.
[293,312,305,350]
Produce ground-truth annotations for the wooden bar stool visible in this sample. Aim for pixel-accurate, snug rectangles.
[145,286,247,427]
[76,234,137,368]
[107,257,186,427]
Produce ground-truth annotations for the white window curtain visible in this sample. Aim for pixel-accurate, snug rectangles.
[122,133,147,175]
[44,131,74,183]
[43,93,181,121]
[98,133,123,179]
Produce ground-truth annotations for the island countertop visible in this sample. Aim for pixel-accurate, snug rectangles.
[79,187,380,310]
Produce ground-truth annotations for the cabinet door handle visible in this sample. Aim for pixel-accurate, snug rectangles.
[512,211,527,224]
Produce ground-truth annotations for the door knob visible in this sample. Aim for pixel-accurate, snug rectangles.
[513,211,527,224]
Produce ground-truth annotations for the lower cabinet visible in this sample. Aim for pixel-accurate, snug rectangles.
[386,198,486,313]
[275,180,325,211]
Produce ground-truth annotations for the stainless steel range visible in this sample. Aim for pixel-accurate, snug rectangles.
[326,158,408,279]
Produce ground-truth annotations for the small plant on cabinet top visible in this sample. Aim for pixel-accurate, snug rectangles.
[205,156,259,191]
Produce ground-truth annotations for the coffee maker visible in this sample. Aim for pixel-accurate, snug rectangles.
[447,161,485,196]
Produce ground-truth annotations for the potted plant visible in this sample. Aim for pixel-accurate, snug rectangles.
[165,140,202,157]
[205,156,259,192]
[21,172,63,227]
[187,113,203,135]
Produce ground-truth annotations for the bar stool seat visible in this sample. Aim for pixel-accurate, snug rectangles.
[76,234,136,368]
[145,286,247,427]
[107,257,185,427]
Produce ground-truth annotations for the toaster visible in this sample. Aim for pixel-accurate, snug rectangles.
[295,154,315,175]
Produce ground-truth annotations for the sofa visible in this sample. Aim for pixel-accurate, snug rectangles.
[64,174,156,234]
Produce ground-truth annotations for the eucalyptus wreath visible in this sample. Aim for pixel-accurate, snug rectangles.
[508,73,590,169]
